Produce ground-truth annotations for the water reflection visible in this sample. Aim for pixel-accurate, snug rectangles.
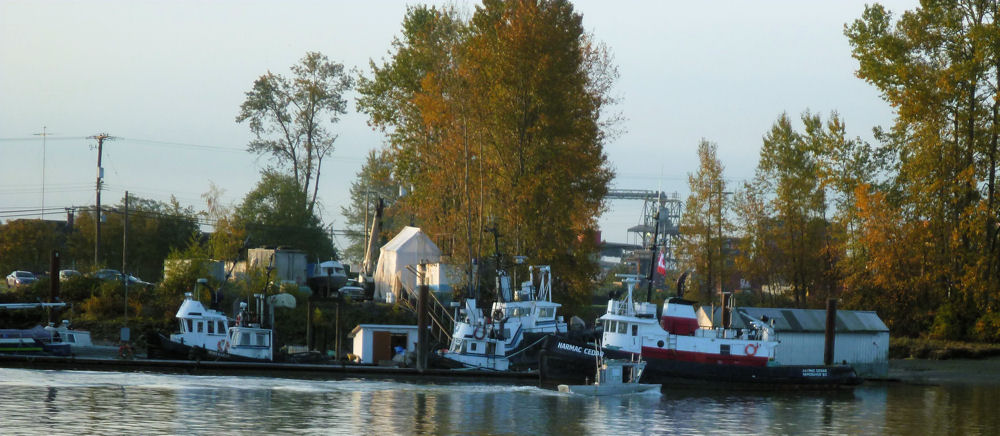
[1,369,998,435]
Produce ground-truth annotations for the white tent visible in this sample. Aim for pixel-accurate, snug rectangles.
[373,227,441,302]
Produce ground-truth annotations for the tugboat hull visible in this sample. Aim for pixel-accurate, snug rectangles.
[603,348,861,388]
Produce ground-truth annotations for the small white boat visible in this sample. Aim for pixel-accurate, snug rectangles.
[558,357,660,396]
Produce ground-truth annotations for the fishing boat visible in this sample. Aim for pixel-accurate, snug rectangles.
[558,356,660,396]
[438,262,567,371]
[590,276,861,387]
[148,285,290,362]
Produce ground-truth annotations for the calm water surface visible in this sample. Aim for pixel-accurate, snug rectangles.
[1,368,996,435]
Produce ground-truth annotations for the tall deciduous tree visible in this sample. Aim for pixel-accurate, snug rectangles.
[846,1,1000,337]
[678,140,731,304]
[357,0,617,307]
[237,52,353,216]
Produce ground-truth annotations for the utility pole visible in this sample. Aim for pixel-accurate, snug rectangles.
[33,127,53,219]
[123,191,129,324]
[90,133,113,266]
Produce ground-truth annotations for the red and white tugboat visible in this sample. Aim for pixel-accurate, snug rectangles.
[597,276,860,387]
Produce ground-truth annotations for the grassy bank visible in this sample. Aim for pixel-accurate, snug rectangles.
[890,337,1000,360]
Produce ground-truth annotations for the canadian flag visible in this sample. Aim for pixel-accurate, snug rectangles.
[656,251,667,276]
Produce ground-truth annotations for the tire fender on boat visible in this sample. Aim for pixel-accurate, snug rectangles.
[745,343,758,356]
[474,326,485,340]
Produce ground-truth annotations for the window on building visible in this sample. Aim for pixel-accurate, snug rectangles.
[186,319,193,333]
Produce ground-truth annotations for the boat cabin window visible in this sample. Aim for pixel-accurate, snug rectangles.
[632,324,638,336]
[256,332,269,346]
[470,342,478,353]
[617,322,627,334]
[217,321,226,333]
[241,332,251,345]
[197,322,204,333]
[606,320,616,333]
[186,319,193,333]
[486,342,496,355]
[208,321,215,334]
[538,307,555,319]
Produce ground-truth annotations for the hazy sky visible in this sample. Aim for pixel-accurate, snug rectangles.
[0,0,918,250]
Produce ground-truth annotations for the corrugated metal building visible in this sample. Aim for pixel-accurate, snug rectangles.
[698,306,889,378]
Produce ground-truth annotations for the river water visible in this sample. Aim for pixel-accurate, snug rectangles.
[1,368,996,435]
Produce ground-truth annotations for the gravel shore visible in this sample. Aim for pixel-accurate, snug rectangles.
[889,356,1000,385]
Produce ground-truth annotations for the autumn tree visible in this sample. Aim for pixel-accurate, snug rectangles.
[237,51,353,216]
[846,1,1000,338]
[357,0,617,308]
[678,140,732,304]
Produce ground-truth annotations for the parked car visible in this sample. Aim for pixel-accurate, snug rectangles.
[339,280,366,300]
[93,269,123,281]
[6,271,36,288]
[59,269,82,281]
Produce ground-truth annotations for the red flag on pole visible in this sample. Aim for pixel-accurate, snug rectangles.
[656,251,667,276]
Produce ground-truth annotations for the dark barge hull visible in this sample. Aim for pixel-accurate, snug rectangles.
[541,336,862,388]
[146,333,271,363]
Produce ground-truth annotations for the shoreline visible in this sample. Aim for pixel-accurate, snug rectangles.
[887,356,1000,386]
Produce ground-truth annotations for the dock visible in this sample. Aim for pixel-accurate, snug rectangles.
[0,353,542,384]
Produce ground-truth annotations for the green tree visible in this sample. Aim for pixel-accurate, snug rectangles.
[237,51,354,216]
[0,219,62,274]
[234,171,335,260]
[67,195,199,280]
[749,113,830,307]
[678,140,731,304]
[339,149,401,264]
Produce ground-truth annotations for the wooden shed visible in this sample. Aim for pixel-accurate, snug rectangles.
[348,324,419,365]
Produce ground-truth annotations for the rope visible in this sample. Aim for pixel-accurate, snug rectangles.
[504,335,548,359]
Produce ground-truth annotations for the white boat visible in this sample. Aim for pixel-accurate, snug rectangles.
[558,357,660,396]
[154,292,278,361]
[440,264,567,371]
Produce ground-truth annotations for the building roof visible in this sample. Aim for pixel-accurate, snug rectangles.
[702,307,889,333]
[348,324,419,338]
